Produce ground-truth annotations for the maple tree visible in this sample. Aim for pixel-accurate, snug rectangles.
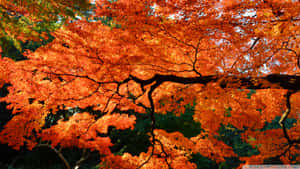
[1,0,300,168]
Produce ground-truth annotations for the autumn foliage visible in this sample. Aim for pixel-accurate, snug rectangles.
[0,0,300,168]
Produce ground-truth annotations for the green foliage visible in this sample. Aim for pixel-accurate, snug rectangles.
[224,107,232,117]
[218,124,259,157]
[190,153,218,169]
[108,104,203,156]
[109,126,151,156]
[0,0,92,50]
[262,116,297,131]
[103,110,151,155]
[0,30,55,60]
[155,104,203,138]
[247,89,256,99]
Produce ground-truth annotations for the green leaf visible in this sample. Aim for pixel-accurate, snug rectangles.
[11,38,22,51]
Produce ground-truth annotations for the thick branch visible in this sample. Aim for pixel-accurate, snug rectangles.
[137,82,161,169]
[130,74,300,90]
[279,90,300,145]
[279,90,294,143]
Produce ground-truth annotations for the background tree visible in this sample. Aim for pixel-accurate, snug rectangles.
[1,0,300,168]
[0,0,91,59]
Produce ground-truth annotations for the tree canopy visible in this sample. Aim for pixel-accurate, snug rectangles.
[0,0,300,168]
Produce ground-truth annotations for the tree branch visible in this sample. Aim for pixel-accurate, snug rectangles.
[279,90,295,143]
[137,82,162,169]
[35,144,71,169]
[279,90,300,145]
[129,74,300,90]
